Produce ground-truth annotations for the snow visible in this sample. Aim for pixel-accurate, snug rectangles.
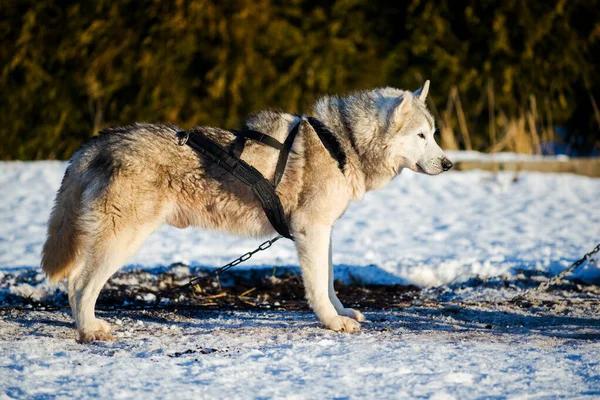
[2,307,600,398]
[446,150,571,162]
[1,161,599,285]
[1,159,600,398]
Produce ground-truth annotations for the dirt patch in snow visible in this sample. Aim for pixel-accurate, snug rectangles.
[0,265,421,312]
[2,266,600,341]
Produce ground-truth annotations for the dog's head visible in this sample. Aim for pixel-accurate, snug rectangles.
[375,81,452,176]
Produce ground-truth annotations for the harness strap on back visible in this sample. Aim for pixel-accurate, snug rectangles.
[231,129,284,150]
[274,121,301,187]
[177,130,293,240]
[230,129,284,159]
[177,116,347,241]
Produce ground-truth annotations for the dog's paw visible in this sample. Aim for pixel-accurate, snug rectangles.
[339,308,366,322]
[94,318,112,333]
[324,316,361,333]
[78,329,115,344]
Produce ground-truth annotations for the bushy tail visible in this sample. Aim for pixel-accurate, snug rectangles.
[41,168,84,282]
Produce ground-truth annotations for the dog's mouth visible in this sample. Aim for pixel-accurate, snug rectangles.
[413,163,443,175]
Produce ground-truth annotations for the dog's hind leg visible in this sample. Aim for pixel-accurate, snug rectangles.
[295,224,360,333]
[72,182,165,343]
[69,261,112,335]
[67,261,83,324]
[328,234,365,322]
[73,218,160,343]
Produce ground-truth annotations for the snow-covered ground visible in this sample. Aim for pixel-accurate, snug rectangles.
[1,160,600,399]
[1,161,599,285]
[2,305,600,399]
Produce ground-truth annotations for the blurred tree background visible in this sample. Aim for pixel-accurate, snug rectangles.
[1,0,598,160]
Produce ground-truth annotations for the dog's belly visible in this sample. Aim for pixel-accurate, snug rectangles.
[164,178,276,237]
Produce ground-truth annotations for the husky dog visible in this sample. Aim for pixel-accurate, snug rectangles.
[42,80,452,343]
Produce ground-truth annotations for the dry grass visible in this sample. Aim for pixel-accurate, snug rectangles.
[433,84,558,155]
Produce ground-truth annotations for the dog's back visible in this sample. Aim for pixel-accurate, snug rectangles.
[40,119,299,284]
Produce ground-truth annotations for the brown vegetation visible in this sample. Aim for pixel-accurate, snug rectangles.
[1,1,599,159]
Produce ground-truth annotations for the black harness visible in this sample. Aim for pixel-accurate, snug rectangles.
[176,117,346,241]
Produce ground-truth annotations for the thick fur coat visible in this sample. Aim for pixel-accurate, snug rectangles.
[42,81,452,342]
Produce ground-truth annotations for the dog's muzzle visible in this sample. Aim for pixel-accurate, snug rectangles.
[441,157,453,171]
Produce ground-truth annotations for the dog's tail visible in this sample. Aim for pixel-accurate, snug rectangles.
[41,167,84,283]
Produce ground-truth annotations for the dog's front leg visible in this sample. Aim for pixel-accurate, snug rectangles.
[328,233,365,322]
[295,224,360,333]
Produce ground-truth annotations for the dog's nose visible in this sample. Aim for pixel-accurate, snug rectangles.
[441,157,453,171]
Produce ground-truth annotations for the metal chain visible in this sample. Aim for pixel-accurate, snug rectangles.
[154,235,283,303]
[511,243,600,304]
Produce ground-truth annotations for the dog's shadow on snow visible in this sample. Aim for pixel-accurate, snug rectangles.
[382,306,600,340]
[6,306,600,343]
[5,317,74,339]
[89,305,600,342]
[104,309,320,332]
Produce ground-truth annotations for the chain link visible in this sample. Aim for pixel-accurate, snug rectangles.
[511,243,600,304]
[155,235,283,302]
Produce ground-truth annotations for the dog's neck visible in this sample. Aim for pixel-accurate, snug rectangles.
[312,97,399,200]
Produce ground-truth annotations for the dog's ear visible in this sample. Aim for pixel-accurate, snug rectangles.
[413,80,430,101]
[383,92,413,132]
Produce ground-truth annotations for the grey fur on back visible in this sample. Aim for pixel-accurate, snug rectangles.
[66,85,439,220]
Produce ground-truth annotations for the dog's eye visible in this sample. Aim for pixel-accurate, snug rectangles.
[418,133,426,139]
